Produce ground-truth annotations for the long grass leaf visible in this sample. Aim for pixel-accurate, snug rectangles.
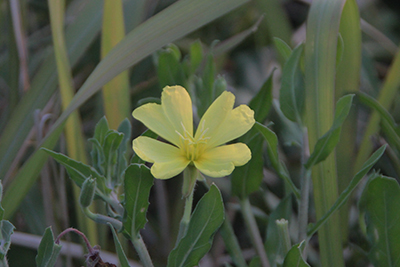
[304,0,346,266]
[334,0,362,242]
[101,0,130,129]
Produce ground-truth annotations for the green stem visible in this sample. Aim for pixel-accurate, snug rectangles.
[241,198,270,267]
[131,234,154,267]
[298,169,311,243]
[82,207,122,231]
[219,213,249,267]
[176,184,194,244]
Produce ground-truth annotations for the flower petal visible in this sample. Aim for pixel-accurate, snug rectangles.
[132,103,180,146]
[195,91,234,141]
[132,136,189,179]
[207,105,255,148]
[194,143,251,177]
[162,86,193,138]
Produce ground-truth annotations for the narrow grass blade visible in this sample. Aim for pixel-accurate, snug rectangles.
[355,44,400,171]
[307,145,386,237]
[305,94,354,169]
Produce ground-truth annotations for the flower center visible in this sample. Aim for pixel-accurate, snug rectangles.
[175,121,210,162]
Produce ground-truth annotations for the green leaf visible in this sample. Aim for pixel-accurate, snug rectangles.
[0,220,14,260]
[102,130,124,182]
[279,44,305,123]
[283,242,310,267]
[307,145,386,237]
[35,227,62,267]
[195,52,216,118]
[357,92,400,151]
[249,257,261,267]
[189,40,203,74]
[305,94,354,169]
[108,224,130,267]
[213,16,263,57]
[273,37,292,62]
[93,117,110,146]
[231,133,264,199]
[167,184,224,267]
[41,148,110,197]
[254,122,300,199]
[265,195,292,267]
[157,47,185,88]
[362,176,400,267]
[249,70,274,123]
[123,164,154,238]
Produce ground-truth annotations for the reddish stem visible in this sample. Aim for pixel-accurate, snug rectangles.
[55,227,96,255]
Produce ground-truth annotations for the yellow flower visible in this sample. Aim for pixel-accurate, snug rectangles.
[132,85,255,179]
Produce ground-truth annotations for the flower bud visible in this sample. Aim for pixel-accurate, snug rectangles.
[80,177,96,208]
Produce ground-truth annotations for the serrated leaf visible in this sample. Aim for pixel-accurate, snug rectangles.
[232,133,264,199]
[167,184,224,267]
[283,242,310,267]
[305,94,354,169]
[41,148,110,197]
[307,145,386,237]
[108,224,130,267]
[362,176,400,267]
[279,44,305,123]
[265,195,292,267]
[123,164,154,238]
[35,227,62,267]
[249,70,274,123]
[273,37,292,62]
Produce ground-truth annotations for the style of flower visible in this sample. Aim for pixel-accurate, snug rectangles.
[132,85,255,179]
